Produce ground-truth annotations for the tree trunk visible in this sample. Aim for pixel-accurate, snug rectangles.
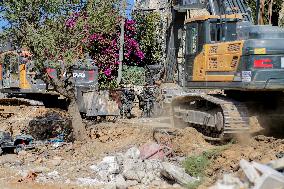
[68,98,87,141]
[279,2,284,27]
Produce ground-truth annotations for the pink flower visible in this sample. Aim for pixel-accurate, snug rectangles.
[66,19,76,28]
[104,68,112,76]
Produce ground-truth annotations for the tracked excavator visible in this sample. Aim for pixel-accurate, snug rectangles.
[162,0,284,140]
[0,48,120,119]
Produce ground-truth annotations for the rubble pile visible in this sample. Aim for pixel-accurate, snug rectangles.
[210,158,284,189]
[75,146,197,188]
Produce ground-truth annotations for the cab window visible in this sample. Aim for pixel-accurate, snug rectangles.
[186,24,198,55]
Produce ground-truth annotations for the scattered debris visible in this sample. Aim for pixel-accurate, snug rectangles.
[86,145,197,188]
[76,177,104,186]
[209,174,248,189]
[139,142,173,160]
[18,170,38,183]
[211,159,284,189]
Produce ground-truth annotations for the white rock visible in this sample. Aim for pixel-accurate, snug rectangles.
[92,156,120,176]
[18,170,29,177]
[77,177,104,186]
[126,180,139,187]
[144,159,162,171]
[145,171,156,182]
[123,159,145,172]
[90,164,98,172]
[47,170,60,180]
[114,174,128,189]
[124,147,140,159]
[96,170,110,182]
[161,162,197,185]
[123,170,141,181]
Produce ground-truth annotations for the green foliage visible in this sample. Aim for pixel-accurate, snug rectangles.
[245,0,283,25]
[133,11,163,65]
[122,65,145,85]
[183,153,210,178]
[0,0,119,97]
[183,143,231,189]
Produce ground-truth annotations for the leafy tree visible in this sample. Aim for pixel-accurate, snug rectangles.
[133,11,163,66]
[245,0,282,25]
[0,0,119,140]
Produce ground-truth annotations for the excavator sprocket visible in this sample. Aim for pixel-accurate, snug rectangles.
[172,93,250,140]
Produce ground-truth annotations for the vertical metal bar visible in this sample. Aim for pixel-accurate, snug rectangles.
[117,0,126,84]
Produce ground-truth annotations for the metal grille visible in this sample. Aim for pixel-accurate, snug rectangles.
[228,43,241,52]
[209,46,218,54]
[230,56,239,68]
[208,57,218,69]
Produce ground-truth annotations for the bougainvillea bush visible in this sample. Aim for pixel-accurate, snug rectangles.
[82,19,145,88]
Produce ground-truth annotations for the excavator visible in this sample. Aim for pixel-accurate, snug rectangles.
[0,47,120,119]
[161,0,284,140]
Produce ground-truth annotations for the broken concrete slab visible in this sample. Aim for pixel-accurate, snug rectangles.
[92,156,120,175]
[240,159,260,183]
[252,162,284,179]
[267,157,284,171]
[251,162,284,189]
[253,173,284,189]
[161,162,197,185]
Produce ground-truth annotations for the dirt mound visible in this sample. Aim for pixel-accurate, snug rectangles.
[171,127,212,156]
[89,122,153,144]
[0,106,72,141]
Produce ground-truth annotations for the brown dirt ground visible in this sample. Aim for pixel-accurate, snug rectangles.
[0,106,283,189]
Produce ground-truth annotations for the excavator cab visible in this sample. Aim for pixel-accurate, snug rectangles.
[184,13,284,90]
[184,15,243,84]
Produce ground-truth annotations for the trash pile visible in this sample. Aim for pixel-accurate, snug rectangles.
[76,144,198,188]
[210,158,284,189]
[28,111,73,142]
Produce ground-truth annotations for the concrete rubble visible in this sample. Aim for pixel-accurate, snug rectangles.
[83,146,196,188]
[210,158,284,189]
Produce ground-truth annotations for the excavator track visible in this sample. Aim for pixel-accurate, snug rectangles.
[172,93,250,140]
